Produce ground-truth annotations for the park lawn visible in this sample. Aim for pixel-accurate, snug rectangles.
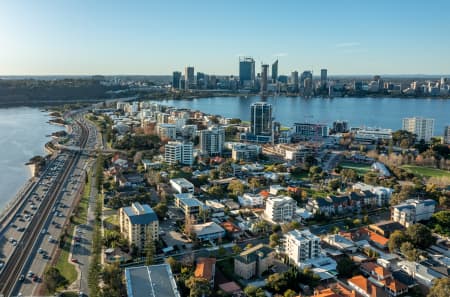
[401,165,450,178]
[72,172,91,225]
[104,214,119,229]
[55,226,78,288]
[291,171,309,181]
[340,161,372,175]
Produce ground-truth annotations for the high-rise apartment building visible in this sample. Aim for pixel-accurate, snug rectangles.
[444,125,450,144]
[239,57,255,85]
[250,102,272,136]
[164,141,194,166]
[120,202,159,251]
[284,229,321,265]
[199,126,225,156]
[402,117,435,142]
[172,71,181,89]
[260,64,269,93]
[184,66,195,90]
[271,60,278,83]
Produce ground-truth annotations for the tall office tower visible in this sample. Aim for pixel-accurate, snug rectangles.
[320,69,327,87]
[184,66,195,90]
[443,125,450,144]
[172,71,181,89]
[196,72,206,89]
[260,64,269,93]
[239,57,255,85]
[291,71,299,92]
[402,117,435,142]
[250,102,272,136]
[199,126,225,156]
[300,70,313,86]
[271,60,278,83]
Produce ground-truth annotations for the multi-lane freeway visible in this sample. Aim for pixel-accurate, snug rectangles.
[0,111,98,297]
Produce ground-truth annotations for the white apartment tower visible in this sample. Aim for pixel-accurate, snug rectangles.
[284,229,321,266]
[164,141,193,166]
[402,117,435,142]
[199,126,225,156]
[265,196,296,222]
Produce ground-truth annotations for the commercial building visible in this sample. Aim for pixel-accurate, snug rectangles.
[402,117,434,142]
[291,71,299,92]
[125,264,180,297]
[185,66,195,90]
[119,202,159,250]
[320,69,327,86]
[265,195,296,222]
[199,126,225,156]
[284,229,321,266]
[391,199,437,227]
[250,102,272,137]
[260,64,269,93]
[170,178,195,194]
[292,122,328,139]
[174,193,205,218]
[271,60,278,83]
[164,141,193,166]
[172,71,181,89]
[234,244,275,279]
[231,144,261,161]
[354,127,392,143]
[239,57,255,86]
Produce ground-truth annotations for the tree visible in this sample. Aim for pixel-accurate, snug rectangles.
[228,180,245,196]
[218,162,233,178]
[337,256,356,278]
[153,202,168,219]
[266,273,288,293]
[208,185,224,198]
[363,171,378,185]
[388,230,408,252]
[284,289,297,297]
[185,276,211,297]
[232,244,242,254]
[431,211,450,236]
[328,178,341,191]
[270,233,280,248]
[405,223,434,249]
[400,241,421,261]
[44,267,68,293]
[244,285,265,297]
[341,168,357,183]
[144,237,155,266]
[249,178,261,192]
[428,277,450,297]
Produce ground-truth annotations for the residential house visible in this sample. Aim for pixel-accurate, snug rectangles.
[191,222,225,242]
[194,258,216,287]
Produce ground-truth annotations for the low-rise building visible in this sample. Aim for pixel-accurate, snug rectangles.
[170,178,195,194]
[194,258,216,287]
[174,193,205,218]
[119,202,159,250]
[191,222,225,241]
[125,264,180,297]
[391,199,437,227]
[238,193,264,208]
[234,244,275,279]
[323,234,357,253]
[265,195,296,222]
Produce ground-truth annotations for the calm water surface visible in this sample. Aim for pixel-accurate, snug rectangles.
[0,107,61,209]
[151,96,450,134]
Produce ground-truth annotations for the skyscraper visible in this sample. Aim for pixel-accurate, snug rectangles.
[196,72,205,89]
[291,71,299,92]
[402,117,435,142]
[184,66,195,90]
[172,71,181,89]
[271,60,278,83]
[250,102,272,136]
[239,57,255,85]
[320,69,327,86]
[260,64,269,93]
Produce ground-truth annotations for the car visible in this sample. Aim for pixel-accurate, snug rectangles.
[71,258,78,263]
[32,275,40,282]
[19,274,25,282]
[17,227,25,232]
[27,271,34,277]
[0,262,4,270]
[38,248,44,254]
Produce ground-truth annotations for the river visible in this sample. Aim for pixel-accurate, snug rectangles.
[0,107,61,209]
[151,96,450,134]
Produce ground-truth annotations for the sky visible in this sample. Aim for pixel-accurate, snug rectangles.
[1,0,450,76]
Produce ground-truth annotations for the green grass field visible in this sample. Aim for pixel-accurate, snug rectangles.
[340,161,372,175]
[401,165,450,178]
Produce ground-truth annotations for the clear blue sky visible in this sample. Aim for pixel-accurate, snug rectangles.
[1,0,450,76]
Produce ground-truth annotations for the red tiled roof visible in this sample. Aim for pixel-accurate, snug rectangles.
[194,258,216,281]
[219,281,241,293]
[221,221,241,233]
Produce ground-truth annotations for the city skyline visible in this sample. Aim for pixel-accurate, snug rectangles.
[1,0,450,75]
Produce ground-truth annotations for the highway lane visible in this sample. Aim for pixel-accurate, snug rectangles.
[0,117,90,297]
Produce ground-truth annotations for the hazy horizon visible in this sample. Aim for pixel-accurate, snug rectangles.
[1,0,450,76]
